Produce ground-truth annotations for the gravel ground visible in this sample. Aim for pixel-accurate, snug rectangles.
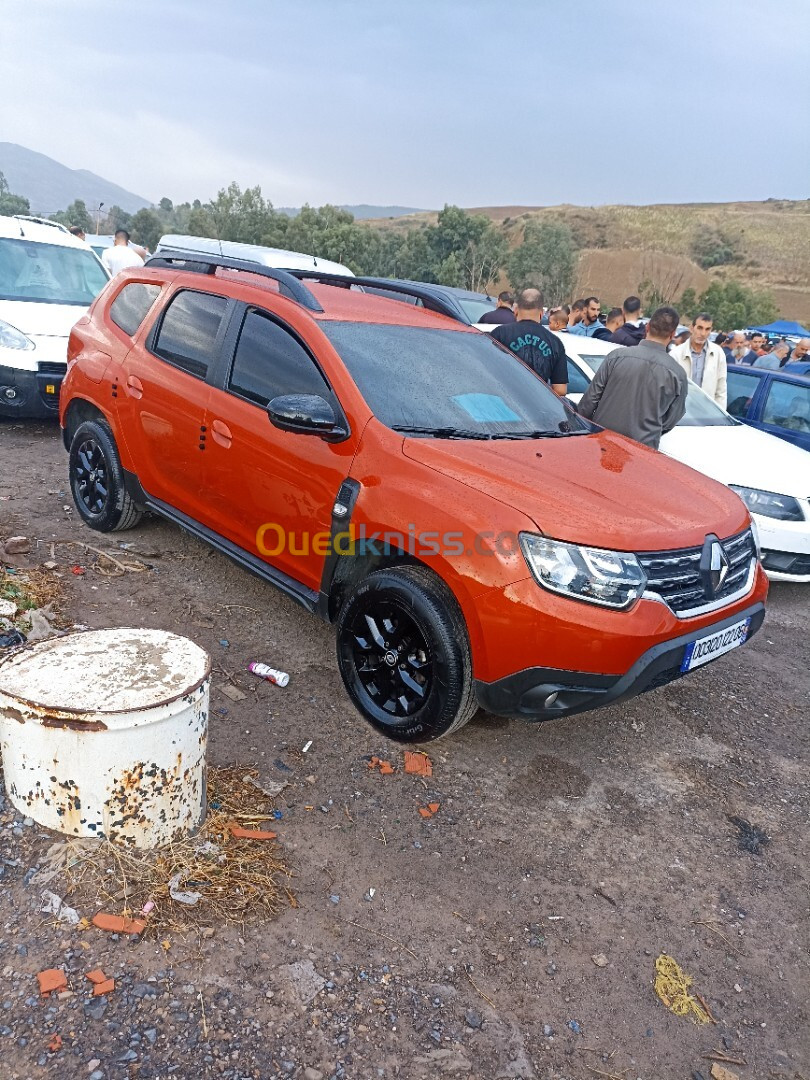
[0,418,808,1080]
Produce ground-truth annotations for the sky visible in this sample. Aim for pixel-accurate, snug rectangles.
[2,0,808,210]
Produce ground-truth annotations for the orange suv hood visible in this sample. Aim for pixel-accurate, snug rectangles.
[403,430,750,551]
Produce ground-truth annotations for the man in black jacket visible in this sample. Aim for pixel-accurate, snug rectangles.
[490,286,568,395]
[610,296,646,346]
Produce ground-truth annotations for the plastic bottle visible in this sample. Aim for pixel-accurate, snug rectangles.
[248,662,290,687]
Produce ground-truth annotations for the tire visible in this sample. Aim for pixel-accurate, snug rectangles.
[336,564,478,743]
[69,419,143,533]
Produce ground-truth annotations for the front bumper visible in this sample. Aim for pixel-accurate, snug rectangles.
[756,507,810,582]
[0,363,63,419]
[474,602,765,720]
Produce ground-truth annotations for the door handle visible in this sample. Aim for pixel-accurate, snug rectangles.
[211,419,233,448]
[125,375,143,399]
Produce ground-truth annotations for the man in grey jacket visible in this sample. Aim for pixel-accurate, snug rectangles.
[577,306,688,449]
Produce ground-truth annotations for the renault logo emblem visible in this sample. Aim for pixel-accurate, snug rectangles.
[700,535,730,598]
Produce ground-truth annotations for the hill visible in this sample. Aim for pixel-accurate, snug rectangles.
[369,199,810,322]
[0,143,150,216]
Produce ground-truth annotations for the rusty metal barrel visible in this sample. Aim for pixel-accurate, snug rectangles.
[0,628,210,849]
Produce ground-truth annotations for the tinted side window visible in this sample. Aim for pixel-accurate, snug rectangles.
[565,359,590,394]
[726,370,761,418]
[153,290,229,378]
[229,309,329,406]
[762,379,810,432]
[109,283,161,337]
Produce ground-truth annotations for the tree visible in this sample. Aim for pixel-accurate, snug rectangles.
[691,226,740,269]
[0,170,30,216]
[680,280,778,330]
[507,221,577,304]
[158,197,174,213]
[50,199,92,232]
[101,205,132,233]
[129,208,164,251]
[428,205,506,291]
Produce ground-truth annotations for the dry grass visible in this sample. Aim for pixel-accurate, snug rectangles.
[0,566,69,632]
[59,766,295,936]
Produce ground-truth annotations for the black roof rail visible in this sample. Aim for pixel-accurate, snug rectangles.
[144,253,324,313]
[285,270,459,320]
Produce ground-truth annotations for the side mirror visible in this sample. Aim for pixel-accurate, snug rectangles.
[267,394,348,441]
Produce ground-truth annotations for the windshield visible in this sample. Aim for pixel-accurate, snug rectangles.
[570,350,735,427]
[0,238,109,305]
[321,321,589,436]
[458,297,496,323]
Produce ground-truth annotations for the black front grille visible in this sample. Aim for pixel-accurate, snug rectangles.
[637,529,756,615]
[761,549,810,576]
[37,361,67,375]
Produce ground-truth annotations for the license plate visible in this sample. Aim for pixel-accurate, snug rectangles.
[681,617,752,672]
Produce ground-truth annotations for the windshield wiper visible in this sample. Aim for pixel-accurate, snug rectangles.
[489,428,591,439]
[392,425,495,440]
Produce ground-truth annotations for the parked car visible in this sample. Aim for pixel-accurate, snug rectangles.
[0,214,109,418]
[782,360,810,378]
[154,235,355,277]
[561,336,810,582]
[60,254,767,741]
[726,363,810,453]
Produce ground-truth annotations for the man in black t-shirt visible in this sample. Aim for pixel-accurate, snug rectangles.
[489,286,568,395]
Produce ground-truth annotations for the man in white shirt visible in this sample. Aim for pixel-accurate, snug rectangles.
[101,229,145,276]
[670,312,727,409]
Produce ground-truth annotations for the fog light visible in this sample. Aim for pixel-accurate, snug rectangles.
[544,691,559,708]
[4,387,17,400]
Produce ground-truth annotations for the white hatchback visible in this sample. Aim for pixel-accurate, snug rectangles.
[0,215,109,419]
[558,333,810,582]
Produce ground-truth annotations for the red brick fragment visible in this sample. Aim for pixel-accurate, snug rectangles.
[229,824,278,840]
[92,913,146,935]
[404,751,433,777]
[48,1033,62,1052]
[85,969,107,985]
[37,969,67,996]
[93,979,115,996]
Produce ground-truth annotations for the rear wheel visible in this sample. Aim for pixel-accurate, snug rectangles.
[69,419,143,532]
[336,565,477,742]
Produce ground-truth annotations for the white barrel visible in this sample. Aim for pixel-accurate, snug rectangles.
[0,628,210,849]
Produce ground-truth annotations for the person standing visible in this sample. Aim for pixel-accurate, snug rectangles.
[610,296,646,346]
[478,291,516,325]
[669,312,728,408]
[592,307,624,340]
[740,332,766,365]
[576,306,687,448]
[101,229,145,276]
[68,225,86,241]
[569,296,604,337]
[568,299,586,331]
[754,341,789,369]
[788,338,810,363]
[723,331,748,363]
[547,305,570,332]
[489,286,568,395]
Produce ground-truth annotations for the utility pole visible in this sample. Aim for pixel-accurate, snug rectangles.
[96,202,104,235]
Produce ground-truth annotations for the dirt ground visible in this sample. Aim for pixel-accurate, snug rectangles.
[1,418,808,1080]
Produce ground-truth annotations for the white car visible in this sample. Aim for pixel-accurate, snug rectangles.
[0,215,109,419]
[559,333,810,583]
[154,234,355,277]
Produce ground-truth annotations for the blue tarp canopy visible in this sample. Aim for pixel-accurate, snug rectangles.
[748,320,810,337]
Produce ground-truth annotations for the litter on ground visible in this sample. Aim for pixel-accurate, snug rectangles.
[404,751,433,777]
[654,953,714,1024]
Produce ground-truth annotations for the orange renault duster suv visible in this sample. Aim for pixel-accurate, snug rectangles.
[60,255,768,742]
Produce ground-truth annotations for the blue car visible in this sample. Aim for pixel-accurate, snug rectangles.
[726,364,810,452]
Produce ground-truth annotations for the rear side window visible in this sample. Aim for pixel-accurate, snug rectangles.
[565,359,590,394]
[228,309,329,406]
[153,290,229,378]
[726,370,760,418]
[109,283,161,337]
[762,379,810,432]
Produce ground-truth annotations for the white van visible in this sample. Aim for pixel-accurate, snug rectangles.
[154,234,355,277]
[0,215,109,418]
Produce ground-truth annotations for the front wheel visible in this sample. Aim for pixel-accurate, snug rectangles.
[69,419,143,532]
[336,565,477,742]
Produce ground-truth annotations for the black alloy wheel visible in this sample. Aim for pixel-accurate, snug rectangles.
[68,419,143,532]
[74,434,109,516]
[336,565,477,742]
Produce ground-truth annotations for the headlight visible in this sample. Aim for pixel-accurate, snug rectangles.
[0,319,35,351]
[520,533,647,609]
[729,486,804,522]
